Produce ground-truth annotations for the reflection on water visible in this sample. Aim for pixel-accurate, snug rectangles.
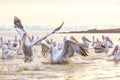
[0,32,120,80]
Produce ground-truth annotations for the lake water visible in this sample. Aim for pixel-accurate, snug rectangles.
[0,32,120,80]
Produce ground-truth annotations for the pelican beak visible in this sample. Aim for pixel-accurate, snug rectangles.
[71,36,79,43]
[22,33,26,42]
[111,46,118,56]
[84,37,91,43]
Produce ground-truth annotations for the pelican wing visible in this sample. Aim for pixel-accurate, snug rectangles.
[41,42,51,57]
[14,16,32,43]
[52,22,64,34]
[62,40,74,57]
[62,40,88,58]
[31,22,64,46]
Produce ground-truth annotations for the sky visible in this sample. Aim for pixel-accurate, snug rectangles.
[0,0,120,32]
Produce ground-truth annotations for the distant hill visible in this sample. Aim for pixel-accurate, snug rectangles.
[68,28,120,33]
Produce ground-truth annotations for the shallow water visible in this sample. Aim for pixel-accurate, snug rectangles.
[0,32,120,80]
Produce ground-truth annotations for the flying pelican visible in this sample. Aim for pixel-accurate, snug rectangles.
[41,40,88,64]
[14,16,64,62]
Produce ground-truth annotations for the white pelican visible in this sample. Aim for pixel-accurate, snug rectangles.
[14,16,64,62]
[105,36,113,48]
[92,36,109,53]
[1,44,14,59]
[108,45,120,63]
[7,40,17,50]
[101,35,113,48]
[1,40,17,59]
[81,36,91,49]
[70,36,91,49]
[41,40,88,63]
[92,36,99,47]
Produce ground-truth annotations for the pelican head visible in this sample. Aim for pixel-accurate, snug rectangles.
[114,45,119,52]
[63,36,67,41]
[102,35,105,41]
[82,36,91,43]
[110,45,119,56]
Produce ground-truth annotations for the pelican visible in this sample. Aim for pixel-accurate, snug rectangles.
[108,45,120,63]
[105,36,113,48]
[1,44,14,59]
[94,45,109,53]
[70,36,91,49]
[41,40,88,63]
[81,36,91,49]
[17,39,23,55]
[1,40,17,59]
[7,40,17,50]
[92,36,109,53]
[14,16,64,62]
[101,35,113,48]
[92,36,98,47]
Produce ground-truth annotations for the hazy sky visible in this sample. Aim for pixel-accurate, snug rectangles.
[0,0,120,31]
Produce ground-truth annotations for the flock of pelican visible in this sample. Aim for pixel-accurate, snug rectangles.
[0,16,120,64]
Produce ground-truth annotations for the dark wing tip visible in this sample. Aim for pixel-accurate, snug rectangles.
[14,16,20,24]
[52,22,64,33]
[14,16,23,29]
[66,40,88,57]
[79,45,89,57]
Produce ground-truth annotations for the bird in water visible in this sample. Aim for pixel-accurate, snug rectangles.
[92,36,109,53]
[1,39,17,59]
[70,36,91,49]
[41,39,88,64]
[108,45,120,64]
[14,16,64,62]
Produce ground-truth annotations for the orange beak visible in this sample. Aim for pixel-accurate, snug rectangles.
[71,36,79,44]
[22,33,26,42]
[112,46,118,55]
